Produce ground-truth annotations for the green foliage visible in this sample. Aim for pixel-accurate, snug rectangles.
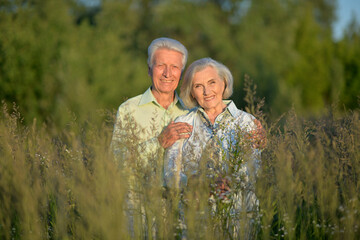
[0,0,71,124]
[0,0,359,128]
[335,16,360,110]
[283,1,342,115]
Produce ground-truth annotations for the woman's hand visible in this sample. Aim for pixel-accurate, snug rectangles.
[247,119,267,149]
[214,176,231,200]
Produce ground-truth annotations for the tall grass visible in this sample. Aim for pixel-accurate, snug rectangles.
[257,107,360,239]
[0,103,127,239]
[0,92,359,239]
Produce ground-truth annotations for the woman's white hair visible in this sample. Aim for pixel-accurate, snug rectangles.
[147,37,188,72]
[180,58,233,109]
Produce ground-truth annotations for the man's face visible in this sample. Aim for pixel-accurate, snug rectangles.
[149,48,183,95]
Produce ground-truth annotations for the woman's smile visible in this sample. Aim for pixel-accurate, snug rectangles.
[191,66,226,117]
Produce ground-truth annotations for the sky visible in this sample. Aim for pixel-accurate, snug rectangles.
[333,0,360,39]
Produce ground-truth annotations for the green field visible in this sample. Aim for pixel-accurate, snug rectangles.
[1,0,359,239]
[1,93,359,239]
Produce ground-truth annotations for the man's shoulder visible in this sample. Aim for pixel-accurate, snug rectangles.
[118,94,143,110]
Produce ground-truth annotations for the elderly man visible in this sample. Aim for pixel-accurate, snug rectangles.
[111,37,193,165]
[110,37,193,238]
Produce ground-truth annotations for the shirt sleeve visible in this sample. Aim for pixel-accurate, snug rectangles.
[163,138,187,189]
[110,106,129,166]
[110,105,164,167]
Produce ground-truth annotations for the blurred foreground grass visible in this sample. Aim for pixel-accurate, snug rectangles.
[0,98,359,239]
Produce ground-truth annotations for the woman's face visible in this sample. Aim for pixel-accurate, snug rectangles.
[191,66,225,112]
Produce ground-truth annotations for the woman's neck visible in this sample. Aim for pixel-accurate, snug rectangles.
[204,102,227,124]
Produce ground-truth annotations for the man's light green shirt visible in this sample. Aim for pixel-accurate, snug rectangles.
[111,87,189,164]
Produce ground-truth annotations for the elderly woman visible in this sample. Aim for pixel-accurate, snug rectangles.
[164,57,265,238]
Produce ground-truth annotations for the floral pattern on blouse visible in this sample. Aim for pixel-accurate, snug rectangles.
[164,100,261,213]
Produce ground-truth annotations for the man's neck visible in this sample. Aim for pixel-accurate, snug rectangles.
[151,88,175,109]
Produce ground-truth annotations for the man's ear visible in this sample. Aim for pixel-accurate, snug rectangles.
[148,66,152,77]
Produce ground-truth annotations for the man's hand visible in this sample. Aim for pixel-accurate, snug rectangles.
[247,119,267,149]
[158,121,193,148]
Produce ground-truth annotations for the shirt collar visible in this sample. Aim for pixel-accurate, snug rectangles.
[225,100,240,118]
[139,87,156,106]
[197,100,239,118]
[138,87,183,109]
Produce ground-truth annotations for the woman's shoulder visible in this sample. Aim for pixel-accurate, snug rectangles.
[227,101,256,128]
[174,107,199,123]
[237,109,255,121]
[227,101,254,119]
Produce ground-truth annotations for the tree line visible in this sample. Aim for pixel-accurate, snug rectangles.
[0,0,359,128]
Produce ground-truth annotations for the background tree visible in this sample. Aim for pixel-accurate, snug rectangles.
[336,15,360,109]
[0,0,359,128]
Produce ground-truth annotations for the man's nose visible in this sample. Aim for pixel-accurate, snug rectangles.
[163,66,172,77]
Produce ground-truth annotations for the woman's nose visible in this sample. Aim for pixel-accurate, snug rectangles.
[203,86,210,95]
